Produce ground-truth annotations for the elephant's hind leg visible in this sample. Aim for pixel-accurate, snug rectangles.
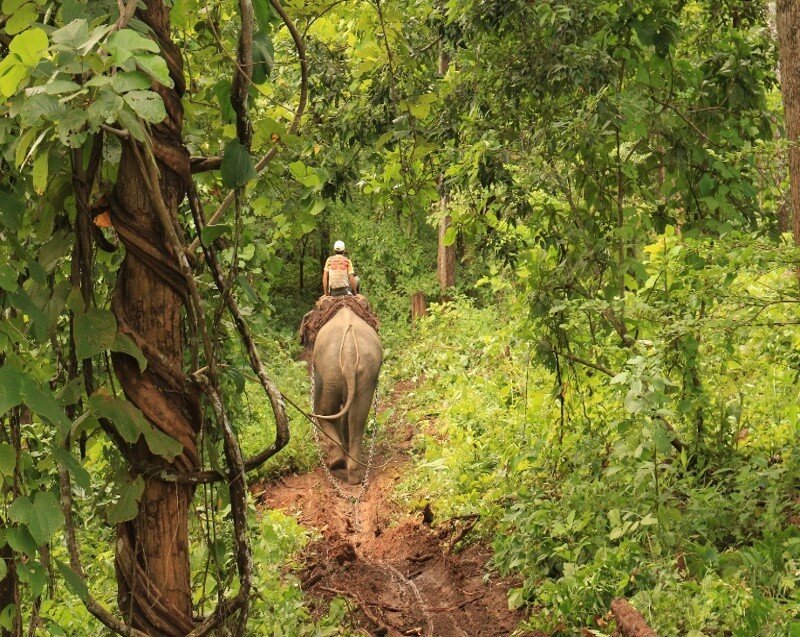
[314,382,346,471]
[345,383,377,485]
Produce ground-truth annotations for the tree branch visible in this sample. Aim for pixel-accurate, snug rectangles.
[190,155,223,173]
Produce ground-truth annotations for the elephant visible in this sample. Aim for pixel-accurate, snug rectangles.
[311,306,382,485]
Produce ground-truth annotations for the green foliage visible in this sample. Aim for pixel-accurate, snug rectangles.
[221,138,257,188]
[392,279,800,635]
[1,0,798,632]
[8,491,64,546]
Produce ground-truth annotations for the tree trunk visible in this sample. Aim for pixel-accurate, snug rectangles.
[436,45,456,293]
[109,2,200,634]
[437,206,456,292]
[777,0,800,249]
[411,291,427,323]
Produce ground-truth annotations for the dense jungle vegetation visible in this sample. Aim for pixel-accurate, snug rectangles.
[1,0,800,634]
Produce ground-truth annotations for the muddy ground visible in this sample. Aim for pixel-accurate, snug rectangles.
[254,382,538,637]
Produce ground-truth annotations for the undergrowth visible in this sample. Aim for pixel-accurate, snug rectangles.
[392,233,800,637]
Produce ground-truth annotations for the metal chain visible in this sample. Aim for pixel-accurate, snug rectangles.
[309,364,380,531]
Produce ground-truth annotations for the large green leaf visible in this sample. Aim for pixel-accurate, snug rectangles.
[19,93,67,127]
[56,560,88,601]
[107,475,145,524]
[10,290,48,342]
[8,491,64,546]
[213,80,235,123]
[21,377,70,432]
[110,333,147,372]
[6,526,37,558]
[142,426,182,461]
[104,29,159,65]
[87,88,124,125]
[88,391,147,443]
[0,366,23,415]
[50,19,89,47]
[112,71,152,93]
[0,189,24,231]
[53,447,90,491]
[123,90,166,124]
[134,54,173,88]
[0,63,28,98]
[221,138,256,189]
[252,0,280,31]
[8,27,48,66]
[200,224,231,245]
[73,307,117,360]
[4,4,37,36]
[0,265,17,292]
[252,31,274,85]
[0,444,16,477]
[17,561,47,599]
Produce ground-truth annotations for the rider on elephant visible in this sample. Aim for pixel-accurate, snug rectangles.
[323,240,359,296]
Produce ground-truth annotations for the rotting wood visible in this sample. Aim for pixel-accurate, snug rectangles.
[611,598,658,637]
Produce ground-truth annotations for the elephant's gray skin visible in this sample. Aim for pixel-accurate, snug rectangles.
[311,307,382,485]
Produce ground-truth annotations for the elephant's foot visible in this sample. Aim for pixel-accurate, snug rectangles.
[328,456,346,471]
[346,466,365,485]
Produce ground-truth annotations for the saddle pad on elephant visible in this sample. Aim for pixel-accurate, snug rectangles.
[299,294,379,346]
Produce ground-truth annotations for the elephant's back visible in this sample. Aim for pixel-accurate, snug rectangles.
[313,308,382,367]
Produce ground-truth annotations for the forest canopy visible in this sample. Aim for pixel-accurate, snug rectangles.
[0,0,799,635]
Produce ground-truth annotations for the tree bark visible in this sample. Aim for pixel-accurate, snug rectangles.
[436,46,456,293]
[437,206,456,292]
[777,0,800,249]
[411,291,427,323]
[109,1,200,634]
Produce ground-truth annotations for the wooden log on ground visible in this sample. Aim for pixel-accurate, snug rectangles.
[411,291,427,323]
[611,598,657,637]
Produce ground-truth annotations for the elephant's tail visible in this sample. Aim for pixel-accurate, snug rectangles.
[312,323,358,422]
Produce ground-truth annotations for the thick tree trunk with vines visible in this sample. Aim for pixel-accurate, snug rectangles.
[777,0,800,249]
[109,1,200,634]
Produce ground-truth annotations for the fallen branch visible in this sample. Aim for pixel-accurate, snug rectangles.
[423,592,484,613]
[445,514,479,554]
[317,586,394,632]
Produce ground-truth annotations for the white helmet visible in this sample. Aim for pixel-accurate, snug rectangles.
[333,240,345,253]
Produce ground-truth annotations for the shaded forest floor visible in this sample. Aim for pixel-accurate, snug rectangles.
[253,380,536,636]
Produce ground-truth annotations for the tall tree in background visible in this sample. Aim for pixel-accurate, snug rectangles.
[436,43,456,292]
[777,0,800,247]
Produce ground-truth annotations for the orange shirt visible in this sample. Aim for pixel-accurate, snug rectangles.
[324,254,354,289]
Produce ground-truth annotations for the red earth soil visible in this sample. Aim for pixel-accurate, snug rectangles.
[254,381,540,637]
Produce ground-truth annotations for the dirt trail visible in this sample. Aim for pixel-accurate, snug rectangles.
[255,381,536,636]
